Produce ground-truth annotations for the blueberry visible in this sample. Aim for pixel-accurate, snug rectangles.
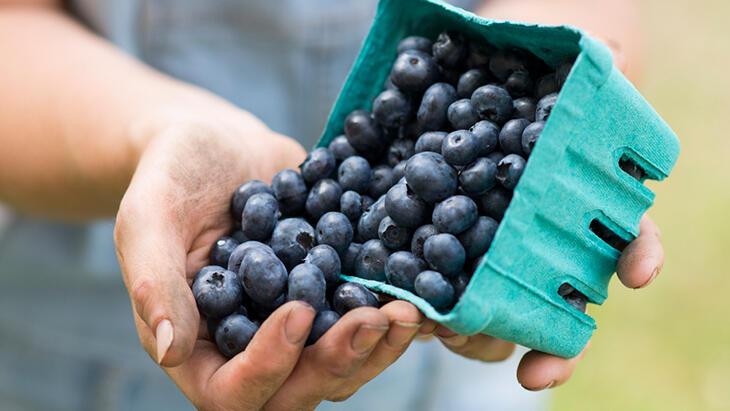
[373,89,412,129]
[432,31,467,68]
[555,61,573,87]
[328,135,357,162]
[512,97,536,121]
[270,218,316,270]
[477,187,512,221]
[397,35,433,54]
[231,180,273,221]
[442,130,480,166]
[215,314,258,358]
[231,230,249,244]
[241,192,279,241]
[558,283,587,312]
[272,169,308,216]
[315,212,353,254]
[344,110,387,159]
[384,251,426,293]
[405,152,458,203]
[287,263,327,310]
[488,49,527,82]
[192,266,244,319]
[354,239,391,281]
[227,241,273,274]
[341,242,362,274]
[390,50,440,94]
[392,160,407,182]
[305,244,342,285]
[416,82,457,132]
[362,195,375,211]
[387,138,415,167]
[414,270,455,310]
[378,216,412,250]
[432,195,478,235]
[535,73,558,100]
[450,272,471,298]
[457,216,499,259]
[471,85,513,124]
[357,195,388,241]
[249,295,285,321]
[368,165,395,199]
[300,147,336,184]
[536,93,558,121]
[469,120,499,156]
[503,69,533,98]
[522,121,545,156]
[384,182,428,228]
[340,190,365,222]
[332,282,379,315]
[241,248,288,306]
[447,99,480,130]
[210,236,239,267]
[465,42,493,68]
[414,131,447,154]
[459,157,497,195]
[305,179,343,221]
[338,156,372,194]
[423,233,465,276]
[486,150,505,164]
[496,154,527,189]
[498,118,530,156]
[306,310,341,345]
[411,224,439,259]
[457,68,490,98]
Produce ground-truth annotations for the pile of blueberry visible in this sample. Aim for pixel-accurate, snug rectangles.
[194,31,582,358]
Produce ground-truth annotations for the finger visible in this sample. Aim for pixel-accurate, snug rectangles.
[517,346,588,391]
[616,215,664,289]
[434,325,516,362]
[263,307,389,410]
[329,301,424,401]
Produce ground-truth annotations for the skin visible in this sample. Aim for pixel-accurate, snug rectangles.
[0,0,661,409]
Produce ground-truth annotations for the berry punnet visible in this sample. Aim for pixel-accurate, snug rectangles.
[193,30,576,358]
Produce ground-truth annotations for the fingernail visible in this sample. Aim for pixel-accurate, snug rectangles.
[285,302,316,344]
[437,334,469,348]
[352,324,389,354]
[386,321,422,349]
[155,319,174,364]
[637,266,660,289]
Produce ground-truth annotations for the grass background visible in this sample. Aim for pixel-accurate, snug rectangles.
[551,0,730,409]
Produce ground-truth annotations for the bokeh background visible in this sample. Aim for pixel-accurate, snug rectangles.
[552,0,730,410]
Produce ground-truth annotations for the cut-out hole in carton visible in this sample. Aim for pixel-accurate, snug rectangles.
[618,155,647,182]
[589,219,630,252]
[557,283,588,313]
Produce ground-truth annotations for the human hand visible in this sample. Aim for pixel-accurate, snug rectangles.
[114,115,424,410]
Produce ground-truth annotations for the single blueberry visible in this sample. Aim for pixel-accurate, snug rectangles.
[192,266,244,319]
[240,248,288,306]
[496,154,527,190]
[458,157,497,196]
[300,147,336,185]
[447,99,480,130]
[535,73,559,100]
[414,271,455,310]
[357,195,388,241]
[328,135,357,162]
[432,195,478,235]
[272,169,308,216]
[306,310,341,346]
[416,82,457,132]
[471,85,513,124]
[423,233,466,277]
[432,31,468,68]
[210,236,239,267]
[477,187,512,221]
[373,89,412,129]
[469,120,500,156]
[414,131,447,154]
[390,50,440,94]
[450,272,471,298]
[457,68,490,99]
[384,182,428,228]
[338,156,372,194]
[305,179,343,221]
[457,216,499,259]
[486,150,505,164]
[384,251,426,293]
[270,218,316,270]
[498,118,530,156]
[287,263,327,310]
[378,216,413,250]
[215,314,259,358]
[405,152,458,203]
[411,224,439,259]
[340,190,365,222]
[387,138,415,167]
[503,69,533,98]
[522,121,545,156]
[488,49,527,82]
[344,110,387,159]
[341,242,362,275]
[392,160,407,182]
[536,93,558,121]
[368,165,395,199]
[354,239,391,281]
[305,244,342,285]
[512,97,536,121]
[227,241,273,274]
[332,282,379,315]
[442,130,480,166]
[231,180,273,221]
[397,35,433,54]
[315,212,353,254]
[241,192,279,241]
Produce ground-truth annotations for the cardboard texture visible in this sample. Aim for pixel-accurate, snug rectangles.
[317,0,680,357]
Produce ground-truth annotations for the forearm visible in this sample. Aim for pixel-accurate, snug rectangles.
[0,6,260,219]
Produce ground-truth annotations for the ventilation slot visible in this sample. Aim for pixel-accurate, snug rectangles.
[590,219,630,251]
[619,155,647,181]
[557,283,588,313]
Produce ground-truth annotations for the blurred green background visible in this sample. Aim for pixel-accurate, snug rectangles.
[552,0,730,410]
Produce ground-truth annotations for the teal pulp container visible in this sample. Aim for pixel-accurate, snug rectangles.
[316,0,680,358]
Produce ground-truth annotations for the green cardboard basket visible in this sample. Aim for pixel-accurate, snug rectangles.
[316,0,680,358]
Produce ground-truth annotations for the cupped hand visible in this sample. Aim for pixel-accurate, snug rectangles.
[428,215,664,390]
[114,118,423,410]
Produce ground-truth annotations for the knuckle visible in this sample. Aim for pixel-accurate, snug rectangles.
[130,276,156,322]
[323,357,361,379]
[327,388,357,403]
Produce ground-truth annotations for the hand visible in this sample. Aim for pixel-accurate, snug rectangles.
[114,116,424,410]
[428,215,664,390]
